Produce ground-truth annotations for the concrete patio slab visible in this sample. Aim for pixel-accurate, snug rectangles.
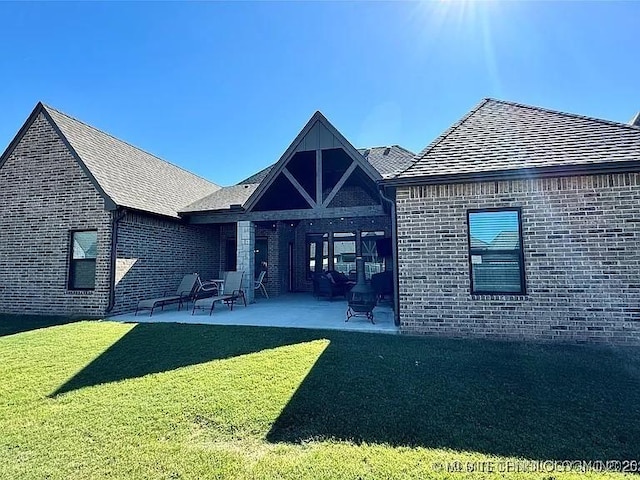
[110,293,399,334]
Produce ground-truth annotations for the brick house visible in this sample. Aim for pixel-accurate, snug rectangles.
[0,103,221,316]
[1,99,639,343]
[385,99,640,343]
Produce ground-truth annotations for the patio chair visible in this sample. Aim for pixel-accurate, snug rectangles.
[313,271,353,301]
[192,271,246,316]
[135,273,200,317]
[254,270,268,299]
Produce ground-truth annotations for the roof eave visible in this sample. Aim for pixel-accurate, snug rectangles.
[0,102,45,171]
[40,105,118,210]
[383,160,640,187]
[180,206,246,216]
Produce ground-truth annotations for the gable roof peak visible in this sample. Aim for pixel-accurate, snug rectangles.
[40,103,215,185]
[482,98,640,132]
[389,97,640,185]
[34,102,220,218]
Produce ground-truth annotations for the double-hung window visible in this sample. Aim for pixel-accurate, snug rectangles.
[467,208,525,295]
[69,230,98,290]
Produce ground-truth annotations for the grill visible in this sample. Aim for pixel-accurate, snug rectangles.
[347,257,377,323]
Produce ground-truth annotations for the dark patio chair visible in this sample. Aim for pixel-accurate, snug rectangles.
[135,273,200,317]
[371,270,393,302]
[313,271,353,301]
[192,271,246,315]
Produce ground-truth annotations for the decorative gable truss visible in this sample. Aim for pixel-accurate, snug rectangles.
[245,112,383,214]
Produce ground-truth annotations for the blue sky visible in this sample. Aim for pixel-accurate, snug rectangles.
[1,1,638,186]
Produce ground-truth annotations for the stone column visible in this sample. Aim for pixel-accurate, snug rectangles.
[236,221,255,304]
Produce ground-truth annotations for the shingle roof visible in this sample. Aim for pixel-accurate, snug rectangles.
[393,98,640,183]
[180,183,259,213]
[238,165,273,185]
[189,144,415,213]
[358,145,416,179]
[43,104,220,218]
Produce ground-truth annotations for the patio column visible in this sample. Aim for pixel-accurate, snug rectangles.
[236,220,255,304]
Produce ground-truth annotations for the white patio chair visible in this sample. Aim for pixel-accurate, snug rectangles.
[254,270,269,299]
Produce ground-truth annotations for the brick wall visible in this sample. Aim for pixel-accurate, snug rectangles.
[256,223,289,297]
[0,113,111,317]
[327,185,378,207]
[396,174,640,344]
[112,212,220,314]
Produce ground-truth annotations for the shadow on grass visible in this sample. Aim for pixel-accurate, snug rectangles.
[51,323,321,397]
[266,334,640,461]
[0,314,79,338]
[50,322,640,460]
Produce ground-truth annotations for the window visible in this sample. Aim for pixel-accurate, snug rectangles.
[467,209,525,295]
[361,231,385,279]
[333,232,356,275]
[307,233,328,278]
[69,230,98,290]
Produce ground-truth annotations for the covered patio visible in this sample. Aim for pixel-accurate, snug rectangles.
[111,294,398,334]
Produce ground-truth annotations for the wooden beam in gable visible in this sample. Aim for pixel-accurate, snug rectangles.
[282,167,317,208]
[315,149,322,205]
[321,161,358,207]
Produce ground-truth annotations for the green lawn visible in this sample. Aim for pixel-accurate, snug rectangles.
[1,317,639,479]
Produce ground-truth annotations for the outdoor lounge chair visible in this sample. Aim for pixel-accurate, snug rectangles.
[135,273,200,317]
[192,271,246,315]
[313,271,354,300]
[254,270,268,299]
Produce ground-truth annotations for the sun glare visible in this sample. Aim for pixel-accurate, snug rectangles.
[409,0,504,92]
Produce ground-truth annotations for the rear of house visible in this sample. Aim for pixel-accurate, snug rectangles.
[1,99,639,344]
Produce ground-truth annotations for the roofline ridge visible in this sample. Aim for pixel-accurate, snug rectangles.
[487,98,640,133]
[394,98,492,179]
[392,144,417,156]
[42,104,221,190]
[356,145,416,155]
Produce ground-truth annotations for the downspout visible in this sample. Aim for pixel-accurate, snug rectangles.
[378,185,401,327]
[106,208,126,313]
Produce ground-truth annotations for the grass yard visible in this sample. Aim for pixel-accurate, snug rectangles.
[0,316,639,479]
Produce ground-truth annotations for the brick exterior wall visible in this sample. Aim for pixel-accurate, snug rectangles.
[112,212,220,314]
[396,174,640,344]
[0,113,111,317]
[256,223,290,297]
[327,185,378,207]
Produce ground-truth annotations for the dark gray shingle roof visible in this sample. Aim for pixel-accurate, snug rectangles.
[180,183,259,213]
[44,105,220,218]
[395,98,640,182]
[358,145,416,179]
[238,165,273,185]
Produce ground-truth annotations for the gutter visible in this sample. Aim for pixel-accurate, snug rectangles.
[382,160,640,188]
[106,208,127,313]
[378,185,401,327]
